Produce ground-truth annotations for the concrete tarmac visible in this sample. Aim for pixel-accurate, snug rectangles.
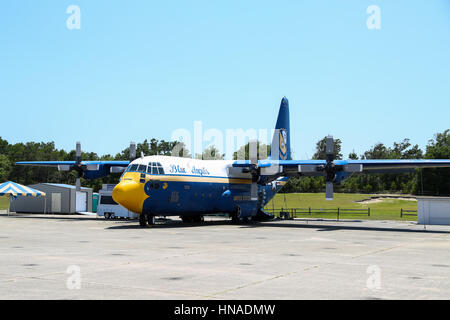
[1,213,450,300]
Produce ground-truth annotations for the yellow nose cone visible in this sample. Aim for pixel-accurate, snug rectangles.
[112,181,143,214]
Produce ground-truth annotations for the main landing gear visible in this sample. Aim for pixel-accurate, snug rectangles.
[139,213,155,228]
[230,212,253,224]
[230,207,253,224]
[181,215,204,223]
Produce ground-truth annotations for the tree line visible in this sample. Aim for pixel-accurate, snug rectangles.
[0,129,449,195]
[281,130,450,196]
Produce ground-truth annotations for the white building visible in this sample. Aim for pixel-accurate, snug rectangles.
[417,197,450,225]
[11,183,93,214]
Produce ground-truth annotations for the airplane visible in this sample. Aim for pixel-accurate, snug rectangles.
[17,97,450,227]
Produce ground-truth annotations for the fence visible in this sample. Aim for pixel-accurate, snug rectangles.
[400,208,417,218]
[265,207,370,221]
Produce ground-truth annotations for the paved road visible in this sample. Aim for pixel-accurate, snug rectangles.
[1,213,449,299]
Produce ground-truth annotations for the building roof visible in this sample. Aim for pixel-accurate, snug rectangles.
[417,196,450,200]
[38,183,92,191]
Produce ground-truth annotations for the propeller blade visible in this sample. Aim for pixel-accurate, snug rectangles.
[76,141,81,166]
[248,140,259,201]
[325,182,334,201]
[250,182,258,201]
[249,139,257,165]
[326,135,334,158]
[129,142,136,161]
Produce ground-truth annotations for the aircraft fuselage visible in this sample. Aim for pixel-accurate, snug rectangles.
[112,155,286,217]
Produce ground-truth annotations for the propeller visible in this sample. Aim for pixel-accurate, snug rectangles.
[74,141,83,191]
[249,140,259,201]
[59,141,138,189]
[324,135,335,200]
[298,135,363,201]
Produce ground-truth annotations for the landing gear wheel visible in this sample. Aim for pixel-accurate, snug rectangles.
[242,216,252,224]
[181,216,192,223]
[230,212,240,224]
[192,215,204,223]
[139,214,147,227]
[147,214,155,226]
[139,213,155,227]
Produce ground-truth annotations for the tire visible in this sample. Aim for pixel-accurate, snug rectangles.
[192,215,204,223]
[139,214,147,227]
[147,214,155,226]
[181,216,192,223]
[230,213,240,224]
[242,217,250,224]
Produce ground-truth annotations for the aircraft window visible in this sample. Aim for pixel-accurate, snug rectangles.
[147,166,152,174]
[129,164,138,172]
[138,164,147,173]
[158,167,164,174]
[152,166,158,175]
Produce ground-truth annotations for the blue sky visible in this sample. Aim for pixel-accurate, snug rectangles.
[0,0,449,159]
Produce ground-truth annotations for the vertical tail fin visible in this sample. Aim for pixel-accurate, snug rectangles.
[269,97,291,160]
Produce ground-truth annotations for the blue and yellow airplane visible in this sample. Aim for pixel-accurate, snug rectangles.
[17,98,450,227]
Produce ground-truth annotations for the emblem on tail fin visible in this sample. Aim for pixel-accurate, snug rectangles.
[279,129,288,160]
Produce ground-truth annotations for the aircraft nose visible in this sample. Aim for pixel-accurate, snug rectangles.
[112,181,143,214]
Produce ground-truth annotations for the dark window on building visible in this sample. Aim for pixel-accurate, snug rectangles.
[100,196,118,205]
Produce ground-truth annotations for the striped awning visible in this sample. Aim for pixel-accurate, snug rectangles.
[0,181,46,197]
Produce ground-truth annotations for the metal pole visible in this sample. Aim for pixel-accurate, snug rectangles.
[7,195,10,216]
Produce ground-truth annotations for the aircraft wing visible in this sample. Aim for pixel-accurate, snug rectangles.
[16,160,130,179]
[232,158,450,181]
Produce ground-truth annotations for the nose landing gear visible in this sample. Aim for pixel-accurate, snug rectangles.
[139,213,155,227]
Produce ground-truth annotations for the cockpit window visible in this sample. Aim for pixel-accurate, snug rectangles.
[137,164,147,173]
[128,164,138,172]
[147,162,165,175]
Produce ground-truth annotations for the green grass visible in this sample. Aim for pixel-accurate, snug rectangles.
[0,196,9,211]
[0,193,417,221]
[264,193,418,221]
